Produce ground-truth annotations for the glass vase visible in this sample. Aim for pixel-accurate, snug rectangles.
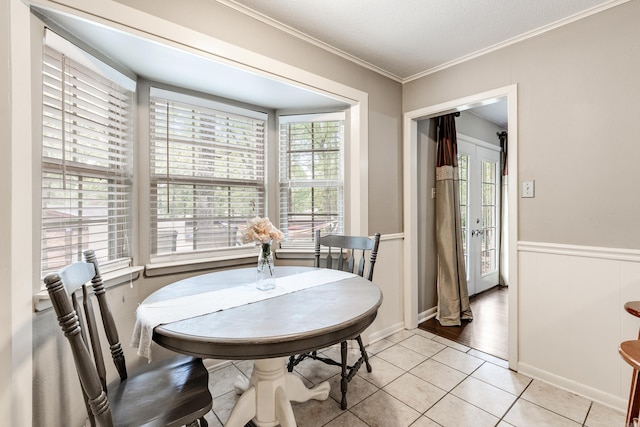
[256,241,276,291]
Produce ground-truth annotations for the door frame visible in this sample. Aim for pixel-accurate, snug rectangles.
[402,84,518,369]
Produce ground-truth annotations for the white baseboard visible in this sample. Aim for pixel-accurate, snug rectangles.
[517,362,626,412]
[418,307,437,325]
[366,321,406,345]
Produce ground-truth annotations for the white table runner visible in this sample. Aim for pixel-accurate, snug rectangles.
[132,269,355,361]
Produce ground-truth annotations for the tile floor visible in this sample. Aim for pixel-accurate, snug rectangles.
[203,328,625,426]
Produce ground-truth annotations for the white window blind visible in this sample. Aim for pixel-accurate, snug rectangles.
[279,113,345,245]
[41,34,134,278]
[149,89,267,258]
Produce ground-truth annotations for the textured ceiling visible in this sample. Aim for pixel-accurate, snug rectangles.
[223,0,622,80]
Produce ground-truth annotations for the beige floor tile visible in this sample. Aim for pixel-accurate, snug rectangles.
[376,343,429,371]
[211,390,241,425]
[408,327,437,340]
[471,361,531,395]
[584,401,626,427]
[327,373,378,408]
[386,329,416,343]
[365,338,396,355]
[232,359,254,378]
[398,334,447,357]
[350,390,421,427]
[410,358,467,391]
[292,357,341,385]
[521,379,591,423]
[208,363,246,398]
[503,399,581,427]
[432,335,471,352]
[323,410,369,427]
[431,346,484,374]
[383,372,447,413]
[410,416,443,427]
[203,410,223,427]
[291,396,344,427]
[357,355,405,387]
[467,348,508,368]
[425,394,499,427]
[450,376,517,417]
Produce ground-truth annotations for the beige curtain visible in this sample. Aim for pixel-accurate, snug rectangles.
[435,114,473,326]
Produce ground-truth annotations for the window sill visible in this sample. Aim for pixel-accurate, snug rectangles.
[275,248,316,260]
[144,253,257,277]
[34,265,144,312]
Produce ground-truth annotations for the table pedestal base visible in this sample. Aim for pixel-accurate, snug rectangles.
[227,357,330,427]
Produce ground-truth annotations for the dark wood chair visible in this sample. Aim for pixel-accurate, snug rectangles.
[621,301,640,427]
[287,229,381,410]
[44,249,212,427]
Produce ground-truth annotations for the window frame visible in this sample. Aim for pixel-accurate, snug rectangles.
[38,29,136,282]
[277,112,346,248]
[31,10,370,295]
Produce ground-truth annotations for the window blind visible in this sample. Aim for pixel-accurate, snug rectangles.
[149,89,267,258]
[41,39,134,278]
[279,113,345,245]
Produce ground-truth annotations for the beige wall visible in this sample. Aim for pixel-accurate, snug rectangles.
[404,1,640,248]
[405,0,640,407]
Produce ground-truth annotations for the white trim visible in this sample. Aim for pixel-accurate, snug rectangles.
[402,84,519,370]
[11,0,33,424]
[418,306,438,325]
[366,321,406,346]
[518,241,640,262]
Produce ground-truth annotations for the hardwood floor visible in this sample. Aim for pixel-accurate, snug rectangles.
[418,285,508,360]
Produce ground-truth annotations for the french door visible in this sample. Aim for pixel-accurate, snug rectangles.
[457,136,501,296]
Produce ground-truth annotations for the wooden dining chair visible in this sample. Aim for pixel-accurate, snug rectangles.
[287,229,381,410]
[44,249,212,427]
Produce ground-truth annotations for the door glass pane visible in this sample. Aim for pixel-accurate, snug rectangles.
[481,159,497,275]
[457,153,469,276]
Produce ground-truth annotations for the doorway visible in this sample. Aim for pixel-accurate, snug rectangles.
[402,85,518,370]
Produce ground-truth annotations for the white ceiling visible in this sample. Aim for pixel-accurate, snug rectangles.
[33,0,624,128]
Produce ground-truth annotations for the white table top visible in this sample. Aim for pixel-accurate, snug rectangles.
[145,266,383,359]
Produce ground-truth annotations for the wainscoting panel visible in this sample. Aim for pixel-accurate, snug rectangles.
[518,242,640,410]
[365,233,406,344]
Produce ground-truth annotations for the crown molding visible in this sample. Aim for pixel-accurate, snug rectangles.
[404,0,630,83]
[219,0,629,84]
[218,0,404,82]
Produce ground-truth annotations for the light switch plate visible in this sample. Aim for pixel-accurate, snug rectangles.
[522,180,535,198]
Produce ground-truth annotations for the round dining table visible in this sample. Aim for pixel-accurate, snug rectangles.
[141,266,383,427]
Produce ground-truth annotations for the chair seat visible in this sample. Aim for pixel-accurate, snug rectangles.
[621,340,640,370]
[109,355,211,427]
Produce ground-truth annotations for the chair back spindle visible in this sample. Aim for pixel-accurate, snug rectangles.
[314,229,381,282]
[44,268,113,427]
[84,250,127,380]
